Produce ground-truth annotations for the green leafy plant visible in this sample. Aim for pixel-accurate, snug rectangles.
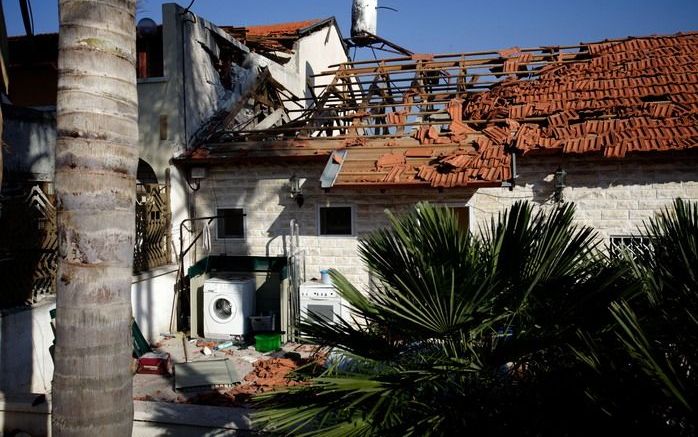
[578,199,697,435]
[255,201,635,436]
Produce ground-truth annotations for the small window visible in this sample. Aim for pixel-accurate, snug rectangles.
[136,26,164,78]
[319,206,353,236]
[217,208,245,239]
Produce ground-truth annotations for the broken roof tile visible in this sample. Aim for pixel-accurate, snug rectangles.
[376,153,406,169]
[184,32,698,189]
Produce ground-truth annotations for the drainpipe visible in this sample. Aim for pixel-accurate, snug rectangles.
[179,9,197,148]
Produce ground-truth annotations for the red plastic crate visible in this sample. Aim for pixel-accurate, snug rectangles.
[137,352,173,375]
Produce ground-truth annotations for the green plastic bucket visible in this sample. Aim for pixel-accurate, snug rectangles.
[255,333,281,352]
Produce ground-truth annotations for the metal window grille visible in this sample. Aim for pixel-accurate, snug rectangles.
[609,235,652,259]
[133,183,172,273]
[0,181,57,307]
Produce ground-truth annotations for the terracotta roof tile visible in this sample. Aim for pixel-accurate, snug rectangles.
[187,33,697,189]
[461,33,698,161]
[222,18,328,53]
[244,19,323,37]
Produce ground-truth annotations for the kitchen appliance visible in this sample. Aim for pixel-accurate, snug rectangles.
[299,280,343,327]
[203,274,256,339]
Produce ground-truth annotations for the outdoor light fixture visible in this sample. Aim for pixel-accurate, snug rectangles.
[186,166,207,191]
[289,175,304,207]
[190,167,207,180]
[553,167,567,202]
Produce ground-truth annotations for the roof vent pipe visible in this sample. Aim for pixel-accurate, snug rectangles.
[351,0,377,38]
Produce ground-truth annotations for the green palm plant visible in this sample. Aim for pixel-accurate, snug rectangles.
[256,201,634,436]
[577,199,697,435]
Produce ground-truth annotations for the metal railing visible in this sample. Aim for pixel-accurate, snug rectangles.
[134,183,172,273]
[0,181,57,307]
[0,181,172,308]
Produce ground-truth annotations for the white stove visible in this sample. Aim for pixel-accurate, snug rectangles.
[299,280,342,325]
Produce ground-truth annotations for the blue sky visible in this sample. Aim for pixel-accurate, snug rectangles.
[4,0,697,53]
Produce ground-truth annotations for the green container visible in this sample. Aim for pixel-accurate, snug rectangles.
[255,333,281,352]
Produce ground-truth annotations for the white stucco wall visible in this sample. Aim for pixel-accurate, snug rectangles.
[2,108,56,180]
[0,267,177,398]
[131,266,179,344]
[0,297,55,395]
[191,154,698,290]
[137,4,187,179]
[296,24,349,94]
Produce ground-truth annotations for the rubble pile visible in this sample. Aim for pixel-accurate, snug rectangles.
[186,355,313,407]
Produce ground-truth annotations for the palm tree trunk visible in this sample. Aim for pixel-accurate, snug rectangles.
[52,1,138,434]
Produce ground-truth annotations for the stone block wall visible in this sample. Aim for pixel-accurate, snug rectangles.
[471,154,698,239]
[191,154,698,290]
[191,162,474,290]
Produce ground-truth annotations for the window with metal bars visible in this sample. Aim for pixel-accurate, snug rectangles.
[609,235,652,259]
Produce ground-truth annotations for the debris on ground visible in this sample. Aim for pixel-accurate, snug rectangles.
[196,340,219,349]
[132,336,326,408]
[293,344,322,354]
[214,340,235,351]
[185,354,318,407]
[240,358,303,392]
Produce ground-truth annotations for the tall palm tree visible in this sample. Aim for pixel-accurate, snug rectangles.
[52,0,138,434]
[256,201,635,436]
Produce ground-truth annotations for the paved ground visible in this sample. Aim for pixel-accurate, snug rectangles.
[133,336,321,407]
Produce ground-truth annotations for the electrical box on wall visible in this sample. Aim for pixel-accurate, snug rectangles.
[191,167,207,180]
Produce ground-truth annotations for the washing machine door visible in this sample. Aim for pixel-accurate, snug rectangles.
[208,294,237,324]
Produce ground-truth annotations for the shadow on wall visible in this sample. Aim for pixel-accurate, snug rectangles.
[511,154,698,199]
[487,153,698,211]
[1,104,55,182]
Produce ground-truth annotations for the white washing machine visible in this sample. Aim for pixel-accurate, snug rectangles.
[203,274,256,339]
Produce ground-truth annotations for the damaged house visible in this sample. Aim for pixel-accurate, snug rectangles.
[1,0,697,396]
[0,2,347,393]
[176,30,698,339]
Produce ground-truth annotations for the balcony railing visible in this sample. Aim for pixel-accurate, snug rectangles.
[134,183,172,273]
[0,181,172,308]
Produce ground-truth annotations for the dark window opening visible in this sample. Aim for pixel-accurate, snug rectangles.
[217,208,245,239]
[159,115,168,140]
[136,159,159,184]
[450,206,470,231]
[319,206,353,235]
[136,26,164,79]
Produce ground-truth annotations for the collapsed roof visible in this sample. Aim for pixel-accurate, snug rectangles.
[223,18,337,56]
[180,32,698,188]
